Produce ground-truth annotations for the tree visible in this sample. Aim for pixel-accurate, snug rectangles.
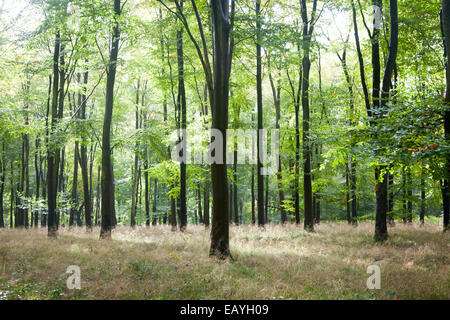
[301,0,319,232]
[374,0,398,241]
[441,0,450,232]
[100,0,122,239]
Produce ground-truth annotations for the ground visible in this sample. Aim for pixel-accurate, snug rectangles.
[0,222,448,300]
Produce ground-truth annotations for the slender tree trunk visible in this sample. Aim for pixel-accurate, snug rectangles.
[388,169,394,225]
[256,0,264,227]
[346,164,351,224]
[251,166,255,225]
[34,137,40,227]
[47,31,61,238]
[10,160,14,228]
[339,48,358,225]
[300,0,318,232]
[407,169,413,223]
[420,166,425,225]
[95,165,100,225]
[0,142,5,228]
[204,179,210,227]
[264,176,269,223]
[197,185,203,224]
[269,71,286,224]
[170,194,177,231]
[79,68,92,231]
[152,179,158,226]
[144,147,150,227]
[177,2,187,231]
[100,0,121,238]
[130,81,140,228]
[70,142,79,228]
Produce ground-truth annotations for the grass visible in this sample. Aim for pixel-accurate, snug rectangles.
[0,222,448,300]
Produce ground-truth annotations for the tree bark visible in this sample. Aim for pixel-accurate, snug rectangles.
[100,0,121,238]
[256,0,265,227]
[375,0,398,241]
[177,2,187,231]
[80,68,92,231]
[47,31,61,238]
[209,0,234,258]
[0,142,5,228]
[441,0,450,231]
[301,0,318,232]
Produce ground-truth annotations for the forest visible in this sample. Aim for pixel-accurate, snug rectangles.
[0,0,449,300]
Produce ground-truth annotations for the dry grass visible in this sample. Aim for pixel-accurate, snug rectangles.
[0,222,448,300]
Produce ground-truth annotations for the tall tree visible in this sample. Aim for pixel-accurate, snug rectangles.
[256,0,265,227]
[374,0,398,241]
[177,1,187,231]
[301,0,318,232]
[47,30,61,238]
[441,0,450,232]
[100,0,122,238]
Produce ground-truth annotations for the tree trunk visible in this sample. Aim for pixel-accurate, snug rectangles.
[251,166,255,225]
[204,179,210,227]
[0,142,5,228]
[177,5,188,231]
[300,0,318,232]
[70,141,79,228]
[80,68,92,231]
[152,179,158,226]
[47,31,61,238]
[388,169,394,225]
[256,0,265,227]
[100,0,121,239]
[407,169,413,223]
[130,81,140,228]
[209,0,234,258]
[441,0,450,232]
[420,166,425,225]
[374,0,398,241]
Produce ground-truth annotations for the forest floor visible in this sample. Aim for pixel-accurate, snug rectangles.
[0,222,448,300]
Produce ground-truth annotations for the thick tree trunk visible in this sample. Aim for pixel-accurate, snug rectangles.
[209,0,234,258]
[100,0,121,239]
[441,0,450,232]
[374,0,398,241]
